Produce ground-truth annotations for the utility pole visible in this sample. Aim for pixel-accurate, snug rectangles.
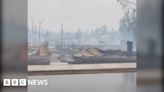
[31,16,34,42]
[61,24,64,56]
[31,17,37,42]
[34,25,37,42]
[38,21,43,42]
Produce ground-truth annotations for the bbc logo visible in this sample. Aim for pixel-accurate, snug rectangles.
[3,79,27,86]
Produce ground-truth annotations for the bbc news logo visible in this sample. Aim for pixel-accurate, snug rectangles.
[3,79,48,86]
[3,79,26,86]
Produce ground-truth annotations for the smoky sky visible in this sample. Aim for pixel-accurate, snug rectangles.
[28,0,124,32]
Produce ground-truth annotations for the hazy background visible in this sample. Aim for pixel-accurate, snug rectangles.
[28,0,124,32]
